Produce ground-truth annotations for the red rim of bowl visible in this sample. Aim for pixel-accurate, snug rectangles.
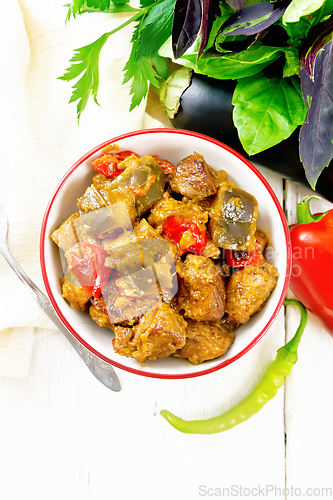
[40,128,292,379]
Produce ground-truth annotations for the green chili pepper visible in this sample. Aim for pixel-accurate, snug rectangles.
[160,299,307,434]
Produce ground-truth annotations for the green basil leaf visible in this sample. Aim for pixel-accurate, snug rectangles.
[232,75,307,155]
[282,14,313,46]
[283,47,300,77]
[182,44,285,79]
[282,0,333,46]
[207,3,235,49]
[283,0,326,25]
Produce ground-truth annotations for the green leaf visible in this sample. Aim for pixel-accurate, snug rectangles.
[123,52,169,110]
[137,0,177,58]
[140,0,158,7]
[59,11,143,121]
[151,55,169,80]
[66,0,134,20]
[232,75,307,155]
[281,14,313,47]
[283,0,326,25]
[182,43,286,79]
[59,34,109,120]
[283,47,300,77]
[282,0,333,46]
[123,15,170,110]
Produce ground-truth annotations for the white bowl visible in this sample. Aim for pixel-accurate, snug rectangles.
[40,128,291,379]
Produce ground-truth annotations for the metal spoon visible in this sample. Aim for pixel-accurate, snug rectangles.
[0,204,121,392]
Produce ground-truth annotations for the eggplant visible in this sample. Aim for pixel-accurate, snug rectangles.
[209,185,258,251]
[171,73,333,202]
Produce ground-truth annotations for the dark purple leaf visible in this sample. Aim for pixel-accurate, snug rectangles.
[220,2,287,37]
[225,0,246,10]
[198,0,221,57]
[300,17,333,80]
[299,40,333,189]
[172,0,202,58]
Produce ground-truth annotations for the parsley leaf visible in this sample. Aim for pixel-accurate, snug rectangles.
[137,0,177,59]
[61,0,173,120]
[59,11,143,121]
[123,14,170,110]
[66,0,134,21]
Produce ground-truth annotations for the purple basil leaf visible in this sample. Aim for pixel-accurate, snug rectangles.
[220,2,287,37]
[300,17,333,80]
[225,0,246,10]
[172,0,202,58]
[299,40,333,189]
[198,0,221,58]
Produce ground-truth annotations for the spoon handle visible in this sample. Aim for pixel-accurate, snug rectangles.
[0,244,121,392]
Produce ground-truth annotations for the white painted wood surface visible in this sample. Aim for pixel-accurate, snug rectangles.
[1,170,333,500]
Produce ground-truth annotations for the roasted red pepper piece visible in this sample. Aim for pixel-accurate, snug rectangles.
[68,243,111,298]
[152,155,175,174]
[92,150,140,177]
[92,154,121,177]
[225,241,264,267]
[114,150,140,161]
[162,216,207,255]
[289,196,333,335]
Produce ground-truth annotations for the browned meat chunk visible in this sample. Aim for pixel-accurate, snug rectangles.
[60,276,92,311]
[201,237,220,259]
[177,255,226,322]
[174,320,235,365]
[225,263,279,323]
[112,303,187,363]
[170,152,227,201]
[148,191,208,232]
[89,297,112,329]
[100,278,161,326]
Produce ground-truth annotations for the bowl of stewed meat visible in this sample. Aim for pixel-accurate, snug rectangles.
[40,129,291,379]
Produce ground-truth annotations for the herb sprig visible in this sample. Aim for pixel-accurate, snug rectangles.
[61,0,333,189]
[60,0,175,118]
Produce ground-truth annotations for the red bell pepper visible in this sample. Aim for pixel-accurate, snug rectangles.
[68,243,111,298]
[152,155,175,174]
[92,150,140,177]
[162,216,207,255]
[289,196,333,335]
[225,241,264,268]
[115,150,140,161]
[92,154,121,177]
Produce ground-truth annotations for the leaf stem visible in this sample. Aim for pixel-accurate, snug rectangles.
[103,9,146,39]
[296,196,328,224]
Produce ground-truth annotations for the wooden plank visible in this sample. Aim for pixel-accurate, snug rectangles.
[284,181,333,495]
[0,330,287,500]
